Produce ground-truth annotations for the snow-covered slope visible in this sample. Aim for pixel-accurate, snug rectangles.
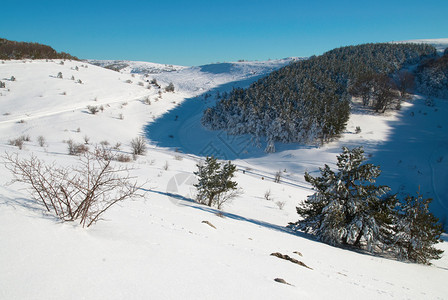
[87,59,187,74]
[394,38,448,52]
[0,58,447,299]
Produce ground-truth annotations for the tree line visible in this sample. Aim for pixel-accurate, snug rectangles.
[0,37,78,60]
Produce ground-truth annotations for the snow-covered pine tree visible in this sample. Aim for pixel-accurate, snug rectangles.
[393,192,444,264]
[194,156,239,209]
[290,146,395,251]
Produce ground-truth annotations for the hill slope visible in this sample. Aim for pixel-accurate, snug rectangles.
[0,57,447,299]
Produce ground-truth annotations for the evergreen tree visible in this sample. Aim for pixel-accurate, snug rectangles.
[194,156,239,209]
[394,193,444,264]
[290,146,394,251]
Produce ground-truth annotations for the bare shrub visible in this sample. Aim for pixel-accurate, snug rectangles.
[8,137,24,149]
[87,105,99,114]
[163,161,169,170]
[37,136,46,147]
[264,189,272,201]
[165,82,175,92]
[274,171,281,183]
[130,136,147,155]
[115,154,132,163]
[113,142,122,150]
[276,201,286,210]
[2,149,145,227]
[67,139,89,155]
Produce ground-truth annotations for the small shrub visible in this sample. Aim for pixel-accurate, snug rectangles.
[57,72,63,79]
[100,140,109,146]
[115,154,132,163]
[83,135,90,145]
[0,81,5,88]
[37,136,46,147]
[87,105,99,114]
[130,136,147,155]
[165,82,175,92]
[274,171,281,183]
[67,139,89,155]
[275,201,286,210]
[10,76,16,81]
[355,126,362,134]
[125,79,132,84]
[264,189,272,201]
[113,142,121,150]
[8,137,24,149]
[163,161,169,170]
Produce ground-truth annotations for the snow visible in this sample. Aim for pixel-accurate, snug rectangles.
[1,56,447,299]
[394,38,448,52]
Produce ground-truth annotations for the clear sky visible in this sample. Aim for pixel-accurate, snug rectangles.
[1,0,447,66]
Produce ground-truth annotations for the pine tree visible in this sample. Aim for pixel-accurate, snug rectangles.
[290,146,394,251]
[194,156,239,209]
[394,192,444,264]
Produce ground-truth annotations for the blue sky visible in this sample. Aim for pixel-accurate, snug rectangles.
[2,0,447,66]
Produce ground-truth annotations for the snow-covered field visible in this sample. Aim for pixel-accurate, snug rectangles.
[1,54,447,299]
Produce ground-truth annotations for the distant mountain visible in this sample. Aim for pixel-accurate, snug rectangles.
[394,38,448,52]
[0,37,78,60]
[87,59,187,74]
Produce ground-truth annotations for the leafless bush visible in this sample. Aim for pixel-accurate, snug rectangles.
[67,139,89,155]
[113,142,121,150]
[275,201,286,210]
[87,105,99,114]
[264,189,272,201]
[115,154,132,163]
[130,136,147,155]
[2,149,145,227]
[8,137,24,149]
[163,161,169,170]
[83,135,90,145]
[37,136,46,147]
[274,171,281,183]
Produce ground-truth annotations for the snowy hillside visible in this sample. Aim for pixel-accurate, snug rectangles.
[1,57,447,299]
[87,59,187,74]
[395,38,448,52]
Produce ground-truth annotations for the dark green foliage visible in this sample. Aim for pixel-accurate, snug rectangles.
[194,156,238,209]
[202,43,435,150]
[290,147,393,251]
[394,193,444,264]
[0,37,78,60]
[290,146,444,264]
[416,51,448,98]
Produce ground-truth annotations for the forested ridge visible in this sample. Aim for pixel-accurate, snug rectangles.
[202,43,437,152]
[0,38,78,60]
